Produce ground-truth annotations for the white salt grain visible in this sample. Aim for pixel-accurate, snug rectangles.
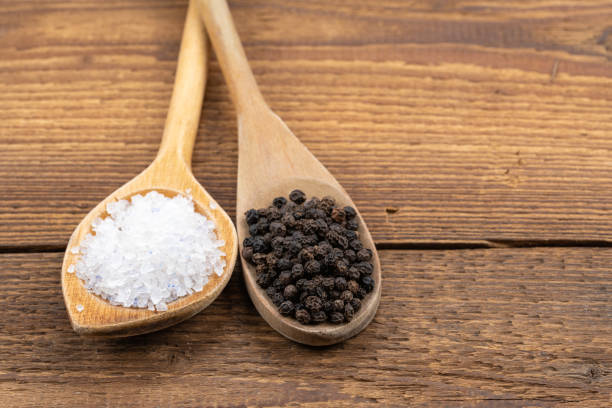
[67,264,75,273]
[76,304,84,312]
[73,191,226,312]
[210,201,218,210]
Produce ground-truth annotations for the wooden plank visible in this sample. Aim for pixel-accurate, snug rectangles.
[0,248,610,406]
[1,0,611,247]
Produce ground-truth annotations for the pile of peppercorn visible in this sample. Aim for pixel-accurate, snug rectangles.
[241,189,375,325]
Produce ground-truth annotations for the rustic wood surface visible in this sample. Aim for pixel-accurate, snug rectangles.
[1,249,610,407]
[0,0,610,406]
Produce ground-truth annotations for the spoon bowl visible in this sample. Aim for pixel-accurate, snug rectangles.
[61,1,238,337]
[238,177,381,346]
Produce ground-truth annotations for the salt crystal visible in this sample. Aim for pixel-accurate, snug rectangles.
[73,191,226,312]
[210,201,218,210]
[76,304,84,312]
[70,246,79,254]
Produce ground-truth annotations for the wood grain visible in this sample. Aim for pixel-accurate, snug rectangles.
[1,0,611,247]
[1,248,610,407]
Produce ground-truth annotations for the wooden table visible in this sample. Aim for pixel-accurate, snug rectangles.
[1,1,610,406]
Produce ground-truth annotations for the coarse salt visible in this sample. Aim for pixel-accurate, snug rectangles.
[76,304,84,312]
[73,191,226,312]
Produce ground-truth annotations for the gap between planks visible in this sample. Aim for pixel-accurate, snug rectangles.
[1,239,611,254]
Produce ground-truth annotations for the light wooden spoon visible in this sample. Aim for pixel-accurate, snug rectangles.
[198,0,381,346]
[61,0,237,337]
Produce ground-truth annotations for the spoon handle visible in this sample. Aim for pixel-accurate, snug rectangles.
[157,0,208,167]
[197,0,265,116]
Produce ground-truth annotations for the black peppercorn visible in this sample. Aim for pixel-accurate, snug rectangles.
[295,308,311,324]
[350,298,361,312]
[320,196,335,212]
[256,273,272,288]
[252,253,267,265]
[278,271,293,286]
[356,288,367,299]
[344,303,354,322]
[357,248,372,262]
[302,280,315,293]
[347,280,360,295]
[298,247,315,263]
[344,206,357,219]
[304,296,322,313]
[349,239,363,251]
[245,209,259,225]
[334,277,348,291]
[272,278,284,292]
[255,264,267,275]
[315,286,327,300]
[322,277,335,291]
[273,246,284,258]
[345,230,358,241]
[327,231,348,249]
[312,274,323,288]
[252,237,267,253]
[283,284,298,299]
[340,290,353,302]
[278,300,294,316]
[329,312,344,324]
[331,207,346,223]
[345,220,359,231]
[289,189,306,204]
[281,213,296,228]
[270,236,284,249]
[304,260,321,276]
[265,253,278,267]
[355,262,373,276]
[344,249,356,263]
[263,232,273,244]
[267,207,281,220]
[347,266,360,281]
[273,196,287,208]
[277,257,292,271]
[335,260,348,277]
[311,310,327,323]
[291,264,304,280]
[332,299,344,312]
[361,276,375,292]
[295,278,307,292]
[269,221,286,237]
[242,246,254,263]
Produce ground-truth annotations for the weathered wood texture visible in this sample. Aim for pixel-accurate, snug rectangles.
[1,0,611,247]
[0,249,610,407]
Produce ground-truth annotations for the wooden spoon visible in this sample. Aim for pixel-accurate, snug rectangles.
[61,0,237,337]
[198,0,381,346]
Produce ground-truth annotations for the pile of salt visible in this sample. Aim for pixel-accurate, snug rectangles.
[70,191,226,312]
